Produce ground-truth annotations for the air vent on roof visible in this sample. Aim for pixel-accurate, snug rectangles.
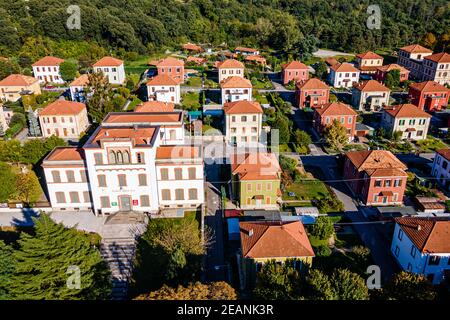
[248,229,253,237]
[417,225,422,231]
[133,124,138,131]
[105,130,109,136]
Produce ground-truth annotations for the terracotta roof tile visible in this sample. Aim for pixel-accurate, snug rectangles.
[235,47,258,53]
[45,147,84,161]
[356,51,383,60]
[296,78,329,90]
[345,150,407,172]
[240,221,315,259]
[331,62,359,73]
[39,100,86,116]
[223,100,262,114]
[0,74,39,87]
[156,145,201,160]
[92,56,123,67]
[395,217,450,253]
[103,112,182,124]
[69,74,89,87]
[245,55,266,64]
[220,76,252,88]
[182,43,203,52]
[217,59,244,69]
[409,81,450,93]
[156,57,184,67]
[135,101,175,113]
[92,127,157,145]
[314,102,357,116]
[32,56,64,67]
[231,152,281,181]
[400,44,433,54]
[146,74,179,86]
[383,104,431,118]
[436,148,450,162]
[424,52,450,63]
[282,61,308,70]
[376,63,409,73]
[353,80,390,92]
[325,57,339,66]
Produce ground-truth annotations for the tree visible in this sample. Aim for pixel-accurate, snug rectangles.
[381,271,437,300]
[330,269,369,300]
[27,107,42,137]
[385,69,400,89]
[13,171,42,204]
[305,269,335,300]
[59,61,78,82]
[273,113,291,144]
[86,71,114,123]
[43,135,67,152]
[9,113,26,128]
[392,130,403,142]
[324,119,349,151]
[314,61,327,80]
[254,260,304,300]
[9,214,111,300]
[311,216,334,240]
[294,129,311,154]
[0,140,23,164]
[22,139,47,165]
[0,162,17,202]
[0,240,15,300]
[135,282,237,300]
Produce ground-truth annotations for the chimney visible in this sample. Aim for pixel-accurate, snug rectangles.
[417,224,422,231]
[105,130,109,137]
[248,229,253,237]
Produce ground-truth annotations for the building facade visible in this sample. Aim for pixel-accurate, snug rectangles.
[381,104,431,141]
[32,56,65,84]
[223,100,263,146]
[343,150,408,206]
[431,149,450,191]
[355,51,383,74]
[397,44,433,79]
[220,76,252,103]
[409,81,450,112]
[375,64,410,83]
[69,74,89,102]
[281,61,309,85]
[155,57,185,84]
[92,56,126,85]
[351,80,391,112]
[0,74,41,102]
[391,217,450,285]
[295,78,330,109]
[313,102,357,142]
[216,59,245,83]
[328,63,360,88]
[146,74,181,104]
[38,100,89,139]
[421,53,450,85]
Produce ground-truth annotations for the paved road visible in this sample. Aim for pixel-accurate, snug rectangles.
[313,49,354,58]
[301,155,400,283]
[290,106,326,156]
[15,128,29,142]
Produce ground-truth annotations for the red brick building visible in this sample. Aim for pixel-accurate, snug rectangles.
[313,102,357,141]
[409,81,450,112]
[155,57,185,83]
[343,150,408,206]
[295,78,330,109]
[375,64,410,83]
[281,61,309,85]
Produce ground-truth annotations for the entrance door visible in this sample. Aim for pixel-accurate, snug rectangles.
[119,195,132,211]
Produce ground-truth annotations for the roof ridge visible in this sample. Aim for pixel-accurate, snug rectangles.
[245,224,270,256]
[421,220,437,252]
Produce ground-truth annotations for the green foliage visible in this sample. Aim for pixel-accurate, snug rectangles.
[311,216,335,240]
[385,69,400,89]
[316,194,345,214]
[314,61,328,80]
[293,129,311,154]
[314,245,332,257]
[7,214,111,299]
[0,240,15,299]
[9,113,26,128]
[381,271,437,300]
[59,60,78,82]
[135,282,237,300]
[86,72,115,123]
[324,119,349,151]
[13,171,42,204]
[0,162,16,203]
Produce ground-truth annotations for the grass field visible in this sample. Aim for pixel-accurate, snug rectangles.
[181,92,201,110]
[283,180,330,201]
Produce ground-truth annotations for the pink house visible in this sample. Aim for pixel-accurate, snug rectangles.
[281,61,309,85]
[155,57,185,83]
[313,102,358,141]
[295,78,330,109]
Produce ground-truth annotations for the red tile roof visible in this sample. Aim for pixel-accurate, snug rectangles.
[325,57,339,66]
[156,57,184,67]
[400,44,433,54]
[395,217,450,253]
[356,51,383,60]
[240,221,315,259]
[245,55,266,64]
[331,62,359,73]
[93,56,123,67]
[353,80,390,92]
[146,74,178,86]
[186,56,206,64]
[223,100,262,114]
[182,43,203,52]
[93,127,157,145]
[346,150,407,175]
[231,152,281,181]
[409,81,450,93]
[376,63,409,73]
[39,100,86,116]
[0,74,39,87]
[32,56,64,67]
[45,147,84,161]
[235,47,259,53]
[135,101,175,113]
[314,102,357,116]
[103,112,182,124]
[296,78,329,90]
[436,149,450,162]
[281,61,308,70]
[220,76,252,88]
[217,59,244,69]
[424,52,450,63]
[69,74,89,87]
[156,145,201,160]
[383,104,431,118]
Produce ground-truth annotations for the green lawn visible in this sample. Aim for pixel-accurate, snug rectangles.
[283,180,330,201]
[415,137,447,153]
[252,79,273,89]
[127,97,143,111]
[254,93,268,105]
[181,92,201,110]
[185,76,202,87]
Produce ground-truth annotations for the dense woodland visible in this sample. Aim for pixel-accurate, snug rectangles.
[0,0,449,63]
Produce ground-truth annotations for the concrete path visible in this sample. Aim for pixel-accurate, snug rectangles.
[313,49,355,58]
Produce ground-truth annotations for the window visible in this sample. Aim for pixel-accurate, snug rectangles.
[348,117,353,124]
[116,151,123,163]
[443,161,448,170]
[123,151,130,164]
[398,229,403,240]
[94,153,103,165]
[394,246,400,257]
[429,256,441,266]
[66,170,75,183]
[385,180,391,187]
[375,180,382,187]
[140,195,150,207]
[253,115,257,121]
[174,168,183,180]
[399,119,405,126]
[69,192,80,203]
[100,196,110,208]
[231,116,236,122]
[138,174,147,186]
[394,179,402,187]
[97,175,106,187]
[118,174,127,187]
[136,152,144,164]
[257,183,262,191]
[160,168,169,180]
[169,130,176,140]
[241,116,247,122]
[247,183,252,191]
[161,189,171,200]
[410,245,417,258]
[55,192,66,203]
[83,191,90,203]
[188,167,196,179]
[267,182,272,191]
[80,170,87,182]
[175,189,184,200]
[188,189,198,200]
[52,171,61,183]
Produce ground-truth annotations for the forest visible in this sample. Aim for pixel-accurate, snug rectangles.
[0,0,448,63]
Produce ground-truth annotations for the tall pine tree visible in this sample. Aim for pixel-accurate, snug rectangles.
[9,214,111,299]
[27,107,41,137]
[0,240,15,300]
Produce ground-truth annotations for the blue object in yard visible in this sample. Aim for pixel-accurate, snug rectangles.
[203,109,223,117]
[188,111,202,121]
[227,218,240,241]
[205,98,211,104]
[288,192,296,197]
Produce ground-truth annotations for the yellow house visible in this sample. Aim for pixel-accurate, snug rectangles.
[238,220,315,289]
[0,74,41,102]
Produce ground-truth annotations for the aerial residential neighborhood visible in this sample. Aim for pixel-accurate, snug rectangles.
[0,1,450,308]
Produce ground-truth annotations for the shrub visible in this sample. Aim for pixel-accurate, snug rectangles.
[315,245,332,257]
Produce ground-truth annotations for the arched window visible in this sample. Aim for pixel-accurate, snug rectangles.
[116,151,123,164]
[123,151,130,164]
[108,151,116,164]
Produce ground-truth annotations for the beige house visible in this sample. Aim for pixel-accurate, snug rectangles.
[0,74,41,102]
[39,100,89,139]
[0,106,7,133]
[381,104,431,141]
[422,53,450,86]
[216,59,245,83]
[355,51,383,74]
[224,100,263,146]
[351,80,391,112]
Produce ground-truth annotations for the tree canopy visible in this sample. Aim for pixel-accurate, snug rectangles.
[135,282,237,300]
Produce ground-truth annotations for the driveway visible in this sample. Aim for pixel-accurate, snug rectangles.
[290,106,326,155]
[313,49,354,58]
